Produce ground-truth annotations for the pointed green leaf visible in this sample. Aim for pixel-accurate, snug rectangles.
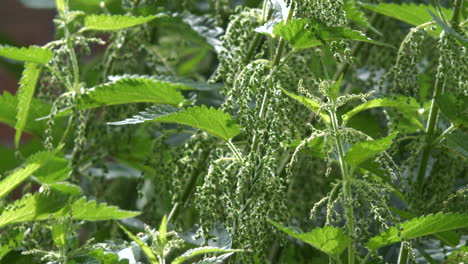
[342,97,421,124]
[15,62,41,147]
[158,215,168,245]
[343,0,380,34]
[0,190,70,228]
[78,76,186,110]
[281,89,330,124]
[0,45,53,64]
[117,222,159,264]
[33,154,70,184]
[367,213,468,250]
[435,94,468,126]
[0,147,60,199]
[444,130,468,158]
[345,133,397,167]
[84,14,160,31]
[0,91,54,137]
[273,18,391,51]
[172,247,242,264]
[269,219,351,258]
[110,105,241,142]
[60,197,140,221]
[360,3,452,36]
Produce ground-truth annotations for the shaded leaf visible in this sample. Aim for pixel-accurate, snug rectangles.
[281,89,330,124]
[343,0,380,34]
[273,18,391,50]
[435,94,468,126]
[84,14,161,31]
[0,147,60,199]
[110,105,241,142]
[360,3,452,36]
[117,222,159,264]
[172,247,242,264]
[0,91,55,137]
[15,62,41,147]
[269,219,351,259]
[367,213,468,250]
[444,130,468,158]
[0,190,70,228]
[0,45,53,65]
[344,132,397,167]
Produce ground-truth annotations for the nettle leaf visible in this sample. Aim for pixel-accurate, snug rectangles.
[345,132,397,167]
[107,105,180,125]
[281,89,331,124]
[272,18,390,51]
[33,154,70,184]
[360,3,452,36]
[172,247,242,264]
[444,130,468,158]
[61,197,140,221]
[83,14,160,31]
[0,45,53,64]
[15,62,41,147]
[269,220,351,259]
[0,190,70,228]
[435,94,468,126]
[0,147,60,199]
[367,213,468,250]
[342,97,421,124]
[117,222,159,264]
[77,76,186,110]
[110,105,241,142]
[0,91,54,137]
[343,0,379,34]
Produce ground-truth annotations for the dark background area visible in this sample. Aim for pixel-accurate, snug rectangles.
[0,0,55,146]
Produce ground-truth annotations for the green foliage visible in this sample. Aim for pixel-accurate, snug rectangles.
[269,220,351,259]
[0,45,53,65]
[61,197,140,221]
[281,89,330,123]
[367,213,468,250]
[15,62,41,147]
[172,247,242,264]
[360,3,452,36]
[117,222,159,264]
[83,14,160,31]
[111,105,242,142]
[344,133,397,167]
[77,76,187,110]
[272,18,390,50]
[0,148,60,199]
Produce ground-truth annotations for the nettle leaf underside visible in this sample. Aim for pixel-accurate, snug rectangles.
[110,105,242,142]
[0,45,53,64]
[273,18,391,50]
[367,213,468,250]
[269,219,351,258]
[84,14,163,31]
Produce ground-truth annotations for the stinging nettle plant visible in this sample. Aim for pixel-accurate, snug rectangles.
[0,0,466,263]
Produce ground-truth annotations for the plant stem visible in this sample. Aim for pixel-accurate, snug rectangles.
[415,0,463,195]
[227,140,244,163]
[330,108,355,264]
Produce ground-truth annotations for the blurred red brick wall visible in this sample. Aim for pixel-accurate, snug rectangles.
[0,0,55,146]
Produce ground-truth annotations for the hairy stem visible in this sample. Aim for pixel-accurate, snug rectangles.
[330,108,355,264]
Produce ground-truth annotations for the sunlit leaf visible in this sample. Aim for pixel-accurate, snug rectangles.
[172,247,242,264]
[117,222,159,264]
[272,18,391,50]
[60,197,140,221]
[345,133,397,167]
[269,219,350,259]
[0,45,53,65]
[84,14,161,31]
[15,62,41,147]
[281,89,330,124]
[367,213,468,250]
